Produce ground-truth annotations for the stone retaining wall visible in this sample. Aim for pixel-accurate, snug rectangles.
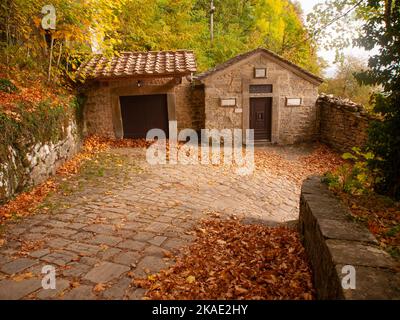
[0,121,80,203]
[317,94,374,153]
[299,176,400,300]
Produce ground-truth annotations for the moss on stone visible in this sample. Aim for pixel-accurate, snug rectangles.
[0,97,82,204]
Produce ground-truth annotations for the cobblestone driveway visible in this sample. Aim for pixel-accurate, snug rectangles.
[0,146,308,300]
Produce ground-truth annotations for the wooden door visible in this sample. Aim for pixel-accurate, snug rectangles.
[120,94,169,139]
[250,97,272,141]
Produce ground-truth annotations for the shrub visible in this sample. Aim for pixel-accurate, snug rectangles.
[323,147,383,195]
[0,78,18,93]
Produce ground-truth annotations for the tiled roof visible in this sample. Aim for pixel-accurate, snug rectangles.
[77,50,197,80]
[197,48,323,84]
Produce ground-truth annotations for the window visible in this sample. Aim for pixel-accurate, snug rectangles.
[286,98,302,106]
[249,84,273,94]
[254,68,267,78]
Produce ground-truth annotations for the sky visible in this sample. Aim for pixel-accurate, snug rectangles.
[298,0,372,77]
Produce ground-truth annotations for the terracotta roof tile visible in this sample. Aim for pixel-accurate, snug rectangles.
[77,50,197,80]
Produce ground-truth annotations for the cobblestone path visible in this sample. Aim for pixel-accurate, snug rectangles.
[0,146,308,300]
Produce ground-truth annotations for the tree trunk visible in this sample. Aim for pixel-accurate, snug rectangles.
[56,41,63,69]
[385,0,393,28]
[47,34,54,82]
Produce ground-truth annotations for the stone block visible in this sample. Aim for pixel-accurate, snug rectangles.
[84,262,129,283]
[326,240,396,270]
[134,256,167,278]
[36,279,70,300]
[1,258,37,275]
[299,177,400,300]
[0,279,42,300]
[62,285,96,300]
[117,240,147,251]
[41,251,78,266]
[112,251,141,266]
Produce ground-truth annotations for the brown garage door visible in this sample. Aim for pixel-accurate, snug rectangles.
[120,94,169,139]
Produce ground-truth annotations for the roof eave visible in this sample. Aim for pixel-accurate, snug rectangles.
[197,48,324,85]
[80,72,194,82]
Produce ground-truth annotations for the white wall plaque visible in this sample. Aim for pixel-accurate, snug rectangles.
[221,98,236,107]
[254,68,267,78]
[286,98,302,106]
[234,108,243,113]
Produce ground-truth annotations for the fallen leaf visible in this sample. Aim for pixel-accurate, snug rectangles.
[234,286,248,294]
[93,283,106,292]
[147,274,157,281]
[186,275,196,284]
[12,272,34,282]
[163,250,172,258]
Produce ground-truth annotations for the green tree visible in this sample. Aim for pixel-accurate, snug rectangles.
[251,0,320,73]
[0,0,322,77]
[355,0,400,199]
[320,55,377,108]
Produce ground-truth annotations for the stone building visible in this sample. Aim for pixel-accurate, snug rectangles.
[196,48,323,144]
[79,48,323,144]
[78,50,204,139]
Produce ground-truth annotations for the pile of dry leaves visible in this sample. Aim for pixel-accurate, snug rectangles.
[0,66,71,112]
[255,144,344,185]
[337,192,400,261]
[134,217,315,300]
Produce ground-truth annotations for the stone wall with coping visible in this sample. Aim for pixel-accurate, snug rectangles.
[299,176,400,300]
[0,121,80,203]
[318,94,374,153]
[201,52,320,144]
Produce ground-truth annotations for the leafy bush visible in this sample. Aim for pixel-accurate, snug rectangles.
[0,98,80,157]
[323,147,383,195]
[366,106,400,200]
[0,78,18,93]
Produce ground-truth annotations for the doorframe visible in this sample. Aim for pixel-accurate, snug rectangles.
[110,82,176,139]
[118,94,171,139]
[242,79,279,144]
[249,97,273,141]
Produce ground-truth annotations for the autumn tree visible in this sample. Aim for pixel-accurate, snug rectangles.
[1,0,322,77]
[355,0,400,199]
[320,55,376,107]
[306,0,368,61]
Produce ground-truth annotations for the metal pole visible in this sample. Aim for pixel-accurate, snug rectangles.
[210,0,215,42]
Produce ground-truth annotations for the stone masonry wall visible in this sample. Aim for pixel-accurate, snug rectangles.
[84,77,203,138]
[174,81,205,133]
[201,52,320,144]
[0,121,80,203]
[318,94,374,153]
[84,82,114,138]
[299,176,400,300]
